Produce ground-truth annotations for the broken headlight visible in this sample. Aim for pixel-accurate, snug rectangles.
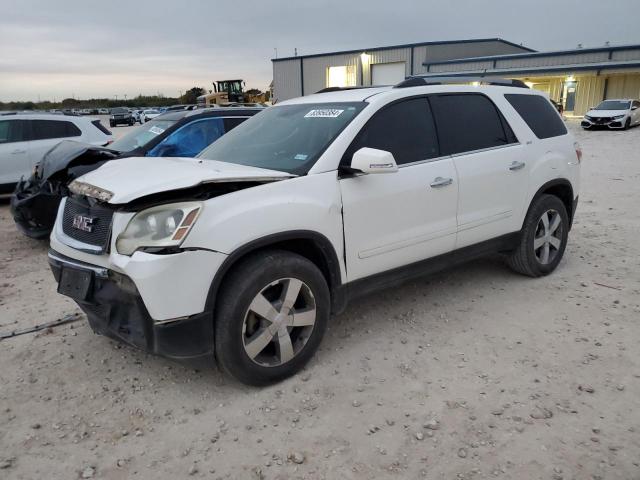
[116,202,202,255]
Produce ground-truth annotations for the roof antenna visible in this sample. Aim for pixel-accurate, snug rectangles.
[577,43,583,49]
[294,48,298,57]
[604,40,610,47]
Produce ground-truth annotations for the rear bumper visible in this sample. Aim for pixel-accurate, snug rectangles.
[48,249,214,358]
[10,179,61,239]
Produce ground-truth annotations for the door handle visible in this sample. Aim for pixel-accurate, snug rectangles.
[509,161,525,171]
[11,149,27,154]
[430,177,453,188]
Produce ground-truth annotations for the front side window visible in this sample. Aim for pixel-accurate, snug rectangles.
[29,120,81,140]
[109,119,177,152]
[198,102,366,174]
[146,118,227,158]
[344,98,439,165]
[0,120,27,144]
[430,94,516,155]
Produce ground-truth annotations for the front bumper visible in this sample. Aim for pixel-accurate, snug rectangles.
[581,118,625,129]
[10,179,62,239]
[48,250,214,358]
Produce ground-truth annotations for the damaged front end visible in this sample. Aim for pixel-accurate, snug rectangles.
[11,141,119,239]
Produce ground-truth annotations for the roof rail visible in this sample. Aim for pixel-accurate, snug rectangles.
[315,86,384,94]
[394,76,528,89]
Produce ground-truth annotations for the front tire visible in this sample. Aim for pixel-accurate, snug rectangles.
[214,250,330,386]
[507,194,569,277]
[624,118,631,130]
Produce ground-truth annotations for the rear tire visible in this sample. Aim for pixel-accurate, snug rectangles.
[214,250,330,386]
[507,194,569,277]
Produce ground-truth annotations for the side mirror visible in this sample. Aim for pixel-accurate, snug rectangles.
[632,105,638,110]
[350,147,398,174]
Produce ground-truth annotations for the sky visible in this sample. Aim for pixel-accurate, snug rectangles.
[1,0,639,102]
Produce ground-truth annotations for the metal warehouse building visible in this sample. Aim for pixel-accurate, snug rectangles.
[272,38,640,117]
[422,43,640,116]
[271,38,533,101]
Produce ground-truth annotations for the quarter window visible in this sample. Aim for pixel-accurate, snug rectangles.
[504,94,568,139]
[430,94,516,155]
[346,98,440,165]
[30,120,82,140]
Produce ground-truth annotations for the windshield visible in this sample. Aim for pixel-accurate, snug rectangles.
[111,107,128,114]
[144,109,160,114]
[197,102,366,174]
[109,119,176,152]
[594,100,630,110]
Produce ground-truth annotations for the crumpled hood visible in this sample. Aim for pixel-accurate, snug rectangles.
[38,140,119,180]
[74,156,294,204]
[586,109,628,118]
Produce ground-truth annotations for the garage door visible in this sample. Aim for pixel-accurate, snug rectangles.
[371,62,406,86]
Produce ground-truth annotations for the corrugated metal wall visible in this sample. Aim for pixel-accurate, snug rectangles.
[272,59,301,103]
[497,52,609,69]
[362,48,412,85]
[429,61,494,73]
[574,76,606,115]
[301,53,361,96]
[611,49,640,61]
[606,74,640,99]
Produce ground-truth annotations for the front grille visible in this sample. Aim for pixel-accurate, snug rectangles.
[62,197,114,252]
[594,117,612,123]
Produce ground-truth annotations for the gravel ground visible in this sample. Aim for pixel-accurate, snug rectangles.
[0,121,639,479]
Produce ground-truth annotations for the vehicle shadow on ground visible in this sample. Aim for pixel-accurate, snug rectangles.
[99,254,530,392]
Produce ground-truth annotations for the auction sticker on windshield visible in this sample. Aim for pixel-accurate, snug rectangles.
[149,126,165,135]
[304,109,344,118]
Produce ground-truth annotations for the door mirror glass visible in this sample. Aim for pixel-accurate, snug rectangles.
[632,105,638,110]
[351,147,398,174]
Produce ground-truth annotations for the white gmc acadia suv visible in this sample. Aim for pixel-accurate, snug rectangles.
[48,77,581,385]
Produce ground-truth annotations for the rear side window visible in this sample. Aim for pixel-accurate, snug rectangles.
[0,119,27,144]
[223,117,248,131]
[345,97,439,165]
[91,120,112,136]
[430,94,517,155]
[504,94,567,139]
[30,120,82,140]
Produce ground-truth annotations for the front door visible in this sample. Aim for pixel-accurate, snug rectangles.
[339,97,458,281]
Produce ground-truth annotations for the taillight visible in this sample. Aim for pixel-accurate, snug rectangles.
[574,142,582,163]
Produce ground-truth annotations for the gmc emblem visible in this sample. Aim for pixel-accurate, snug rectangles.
[72,214,95,233]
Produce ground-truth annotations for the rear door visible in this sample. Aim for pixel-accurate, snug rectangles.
[339,97,458,281]
[430,93,528,248]
[0,119,31,190]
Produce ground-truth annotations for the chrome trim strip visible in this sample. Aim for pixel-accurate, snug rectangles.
[48,252,108,278]
[449,142,521,158]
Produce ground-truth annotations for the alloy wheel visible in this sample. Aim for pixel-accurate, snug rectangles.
[242,278,317,367]
[533,209,563,265]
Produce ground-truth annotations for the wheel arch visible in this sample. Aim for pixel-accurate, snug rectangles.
[205,230,345,317]
[526,178,575,227]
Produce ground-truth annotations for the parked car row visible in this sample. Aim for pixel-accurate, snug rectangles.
[10,107,262,237]
[39,78,581,386]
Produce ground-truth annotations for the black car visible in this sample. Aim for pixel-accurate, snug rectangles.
[11,107,263,238]
[109,107,135,127]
